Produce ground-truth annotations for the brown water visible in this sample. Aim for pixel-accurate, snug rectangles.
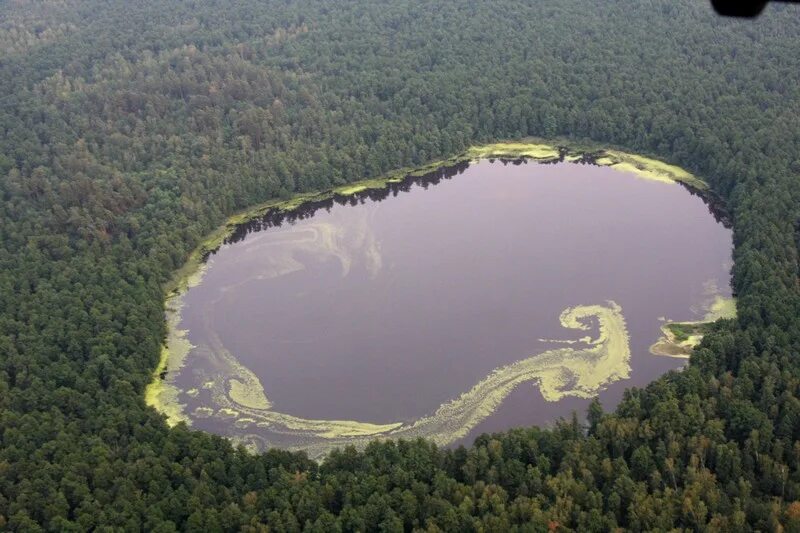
[171,159,732,456]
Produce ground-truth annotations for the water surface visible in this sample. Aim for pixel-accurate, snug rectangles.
[173,159,732,456]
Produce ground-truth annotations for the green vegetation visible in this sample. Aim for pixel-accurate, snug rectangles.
[650,322,709,359]
[2,0,800,531]
[666,322,702,343]
[651,296,738,359]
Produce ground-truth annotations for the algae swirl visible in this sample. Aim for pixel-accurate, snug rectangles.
[171,296,630,460]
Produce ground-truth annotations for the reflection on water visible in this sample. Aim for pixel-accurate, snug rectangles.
[220,160,472,248]
[171,159,733,458]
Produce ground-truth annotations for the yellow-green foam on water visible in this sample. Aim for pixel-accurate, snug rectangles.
[144,278,204,426]
[194,407,214,417]
[188,301,630,459]
[704,295,736,321]
[465,142,560,161]
[146,254,212,426]
[595,150,707,189]
[334,177,403,196]
[228,379,271,409]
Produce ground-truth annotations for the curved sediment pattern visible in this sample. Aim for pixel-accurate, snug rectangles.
[173,298,630,459]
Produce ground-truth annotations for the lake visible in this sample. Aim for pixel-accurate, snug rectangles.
[168,157,732,458]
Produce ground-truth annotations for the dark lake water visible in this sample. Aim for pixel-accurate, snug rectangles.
[172,159,732,457]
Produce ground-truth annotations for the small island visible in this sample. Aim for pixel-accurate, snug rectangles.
[649,296,736,358]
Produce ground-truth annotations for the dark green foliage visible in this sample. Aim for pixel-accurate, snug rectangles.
[1,0,800,530]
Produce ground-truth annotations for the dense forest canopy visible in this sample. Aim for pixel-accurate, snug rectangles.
[1,0,800,530]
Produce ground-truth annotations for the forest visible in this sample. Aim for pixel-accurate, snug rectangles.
[1,0,800,530]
